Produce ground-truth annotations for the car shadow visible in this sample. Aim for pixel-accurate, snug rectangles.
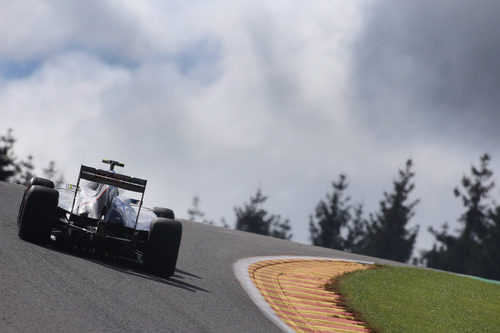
[175,268,202,279]
[47,243,210,293]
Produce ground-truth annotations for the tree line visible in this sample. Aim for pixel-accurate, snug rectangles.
[2,128,499,280]
[188,159,418,262]
[0,129,64,186]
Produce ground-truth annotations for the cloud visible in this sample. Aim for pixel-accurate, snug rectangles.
[2,0,498,253]
[1,52,129,165]
[351,0,500,143]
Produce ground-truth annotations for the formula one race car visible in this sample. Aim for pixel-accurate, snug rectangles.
[17,159,182,277]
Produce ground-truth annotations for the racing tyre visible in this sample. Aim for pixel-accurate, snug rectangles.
[17,177,55,225]
[144,218,182,277]
[18,185,59,244]
[152,207,175,220]
[29,177,55,189]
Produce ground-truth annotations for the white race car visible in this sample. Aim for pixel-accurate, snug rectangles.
[17,159,182,277]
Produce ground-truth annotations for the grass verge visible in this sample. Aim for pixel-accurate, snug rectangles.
[327,265,500,333]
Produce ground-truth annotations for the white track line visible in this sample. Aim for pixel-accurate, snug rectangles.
[233,256,374,333]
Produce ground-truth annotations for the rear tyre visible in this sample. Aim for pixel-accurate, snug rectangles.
[143,218,182,277]
[18,185,59,244]
[152,207,175,220]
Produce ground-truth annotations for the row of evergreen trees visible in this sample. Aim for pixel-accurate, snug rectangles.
[189,154,500,280]
[211,159,419,264]
[309,159,419,263]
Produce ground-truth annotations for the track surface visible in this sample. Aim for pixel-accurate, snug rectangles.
[0,182,401,332]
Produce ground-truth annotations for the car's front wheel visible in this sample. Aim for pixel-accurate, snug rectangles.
[143,218,182,277]
[152,207,175,220]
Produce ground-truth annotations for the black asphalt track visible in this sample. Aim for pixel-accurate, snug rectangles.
[0,181,401,332]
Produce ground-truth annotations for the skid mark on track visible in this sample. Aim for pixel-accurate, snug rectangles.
[235,257,372,333]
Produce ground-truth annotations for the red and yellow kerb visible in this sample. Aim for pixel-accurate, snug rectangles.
[248,258,372,333]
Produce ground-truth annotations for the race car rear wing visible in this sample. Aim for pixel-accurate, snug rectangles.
[79,165,147,193]
[71,164,147,229]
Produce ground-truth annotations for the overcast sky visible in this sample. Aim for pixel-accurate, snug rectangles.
[2,0,500,254]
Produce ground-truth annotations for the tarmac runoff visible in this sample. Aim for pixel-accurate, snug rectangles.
[234,256,374,333]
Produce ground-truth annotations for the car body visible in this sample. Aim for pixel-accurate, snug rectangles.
[17,160,182,276]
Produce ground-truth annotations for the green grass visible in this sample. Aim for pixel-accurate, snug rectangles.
[328,265,500,333]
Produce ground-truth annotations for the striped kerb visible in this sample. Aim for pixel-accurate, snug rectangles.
[248,259,372,333]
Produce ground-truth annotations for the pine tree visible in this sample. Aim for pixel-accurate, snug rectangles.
[187,196,231,227]
[0,129,20,181]
[15,155,35,185]
[481,207,500,279]
[309,174,351,249]
[343,203,368,253]
[453,153,493,243]
[43,160,65,187]
[361,159,419,262]
[270,215,292,240]
[187,196,207,222]
[423,154,494,275]
[235,188,292,240]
